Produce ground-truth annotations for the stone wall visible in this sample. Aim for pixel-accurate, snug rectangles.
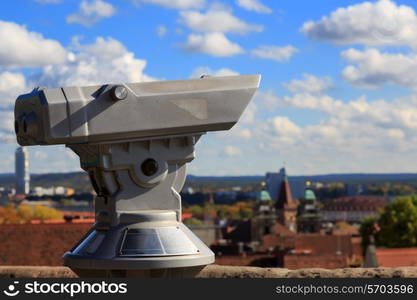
[1,265,417,278]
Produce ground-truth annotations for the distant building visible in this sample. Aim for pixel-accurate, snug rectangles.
[275,168,297,232]
[321,196,388,223]
[254,188,276,237]
[345,183,365,196]
[265,170,305,200]
[31,186,75,197]
[297,187,321,233]
[15,147,30,195]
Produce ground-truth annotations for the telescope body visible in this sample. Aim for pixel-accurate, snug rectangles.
[15,75,259,145]
[14,75,260,277]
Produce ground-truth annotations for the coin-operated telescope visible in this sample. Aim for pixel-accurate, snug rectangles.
[14,75,260,277]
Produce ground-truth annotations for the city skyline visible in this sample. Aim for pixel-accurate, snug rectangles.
[1,0,417,175]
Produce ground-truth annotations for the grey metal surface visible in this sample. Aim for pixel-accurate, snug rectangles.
[64,222,215,270]
[15,75,260,146]
[119,227,200,256]
[14,74,261,276]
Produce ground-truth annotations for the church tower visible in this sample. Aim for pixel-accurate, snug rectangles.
[275,167,297,232]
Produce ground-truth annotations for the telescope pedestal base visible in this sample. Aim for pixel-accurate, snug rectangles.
[63,212,214,278]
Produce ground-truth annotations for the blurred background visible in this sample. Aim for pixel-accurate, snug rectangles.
[0,0,417,269]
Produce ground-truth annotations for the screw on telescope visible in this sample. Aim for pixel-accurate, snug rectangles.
[110,85,128,101]
[141,158,159,176]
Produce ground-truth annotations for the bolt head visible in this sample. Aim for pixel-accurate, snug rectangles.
[111,85,128,101]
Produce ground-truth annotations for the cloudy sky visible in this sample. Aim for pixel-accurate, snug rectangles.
[1,0,417,176]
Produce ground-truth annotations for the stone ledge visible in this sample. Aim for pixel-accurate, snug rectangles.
[1,265,417,278]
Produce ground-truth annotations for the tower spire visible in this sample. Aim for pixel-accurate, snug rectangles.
[275,166,297,231]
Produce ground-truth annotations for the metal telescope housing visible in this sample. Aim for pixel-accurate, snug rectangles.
[14,74,260,277]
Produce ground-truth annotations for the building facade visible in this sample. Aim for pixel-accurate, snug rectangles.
[275,168,298,232]
[15,147,30,195]
[321,196,388,224]
[297,188,321,233]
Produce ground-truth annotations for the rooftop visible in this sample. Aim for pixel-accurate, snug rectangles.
[323,196,388,211]
[376,248,417,267]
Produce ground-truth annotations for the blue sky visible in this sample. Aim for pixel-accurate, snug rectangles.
[1,0,417,175]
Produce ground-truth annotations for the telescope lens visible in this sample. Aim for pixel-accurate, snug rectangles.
[141,158,159,176]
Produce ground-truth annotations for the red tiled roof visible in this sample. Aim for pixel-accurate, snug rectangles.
[376,248,417,267]
[262,234,294,250]
[0,223,90,266]
[294,234,354,256]
[273,223,296,236]
[284,254,348,269]
[332,227,359,236]
[262,233,359,257]
[323,196,388,211]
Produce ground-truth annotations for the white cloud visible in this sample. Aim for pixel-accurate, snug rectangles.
[282,93,344,114]
[240,101,256,124]
[301,0,417,48]
[190,66,239,78]
[341,48,417,90]
[133,0,205,10]
[157,25,167,38]
[270,116,301,137]
[0,135,15,145]
[0,71,28,109]
[255,87,417,148]
[239,87,417,173]
[251,45,298,62]
[0,111,15,134]
[0,71,28,144]
[179,8,263,34]
[221,145,241,157]
[283,73,333,94]
[0,20,67,68]
[32,36,155,87]
[233,127,252,140]
[180,32,244,57]
[236,0,272,14]
[66,0,116,27]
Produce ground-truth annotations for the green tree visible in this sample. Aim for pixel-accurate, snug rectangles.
[33,205,63,221]
[377,196,417,247]
[188,205,204,218]
[17,204,33,221]
[216,206,227,218]
[361,195,417,251]
[183,217,204,226]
